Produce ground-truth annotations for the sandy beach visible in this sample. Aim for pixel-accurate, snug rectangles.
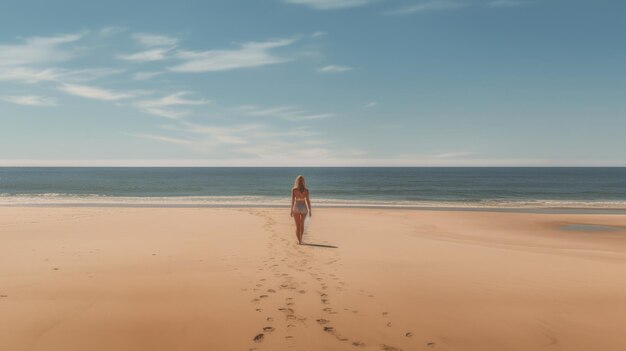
[1,207,626,351]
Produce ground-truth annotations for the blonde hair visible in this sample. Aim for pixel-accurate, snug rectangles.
[293,175,307,193]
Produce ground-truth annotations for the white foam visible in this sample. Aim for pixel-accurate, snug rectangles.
[1,193,626,209]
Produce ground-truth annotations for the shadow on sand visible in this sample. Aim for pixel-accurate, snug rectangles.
[301,242,338,249]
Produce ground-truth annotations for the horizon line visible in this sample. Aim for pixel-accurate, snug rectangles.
[1,159,626,168]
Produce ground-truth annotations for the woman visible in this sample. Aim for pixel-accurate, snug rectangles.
[291,175,311,245]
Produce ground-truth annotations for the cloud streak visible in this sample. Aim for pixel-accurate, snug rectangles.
[0,32,85,66]
[364,101,377,108]
[118,48,173,62]
[233,105,333,121]
[284,0,375,10]
[1,95,57,106]
[119,33,178,62]
[59,83,137,101]
[169,38,296,72]
[426,151,475,159]
[134,92,210,118]
[129,133,192,145]
[385,0,467,15]
[132,71,163,80]
[132,33,178,47]
[317,65,353,73]
[487,0,528,7]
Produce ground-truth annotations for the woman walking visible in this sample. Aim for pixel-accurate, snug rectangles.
[291,175,311,244]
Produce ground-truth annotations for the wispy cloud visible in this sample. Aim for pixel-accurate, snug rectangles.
[0,67,63,83]
[364,101,377,108]
[233,105,333,121]
[169,38,296,73]
[151,121,334,159]
[120,33,178,62]
[1,95,57,106]
[118,48,173,62]
[59,83,137,101]
[426,151,475,159]
[284,0,376,10]
[132,33,178,47]
[132,71,163,80]
[134,92,210,118]
[317,64,353,73]
[0,66,123,84]
[59,68,125,83]
[0,32,85,66]
[487,0,528,7]
[127,112,338,160]
[129,133,192,145]
[385,0,467,15]
[99,26,127,36]
[179,122,258,145]
[311,31,328,38]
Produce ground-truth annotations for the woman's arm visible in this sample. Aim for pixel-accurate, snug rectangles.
[306,190,312,217]
[290,189,295,217]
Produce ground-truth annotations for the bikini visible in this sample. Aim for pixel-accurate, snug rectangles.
[293,191,309,215]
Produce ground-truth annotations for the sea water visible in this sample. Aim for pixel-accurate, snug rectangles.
[1,167,625,209]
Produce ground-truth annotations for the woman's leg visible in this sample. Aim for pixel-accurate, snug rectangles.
[298,214,305,243]
[296,214,305,244]
[293,213,301,243]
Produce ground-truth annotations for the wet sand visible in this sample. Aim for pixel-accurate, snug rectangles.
[1,207,626,351]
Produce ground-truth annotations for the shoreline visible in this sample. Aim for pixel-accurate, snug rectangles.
[3,203,626,214]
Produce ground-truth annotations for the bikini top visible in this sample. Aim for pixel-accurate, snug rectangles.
[293,189,307,201]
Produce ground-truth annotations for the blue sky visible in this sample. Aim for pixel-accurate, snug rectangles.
[0,0,624,166]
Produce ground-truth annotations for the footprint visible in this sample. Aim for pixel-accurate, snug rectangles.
[323,307,336,314]
[323,326,334,333]
[253,334,264,343]
[380,345,402,351]
[259,295,268,299]
[267,289,276,293]
[266,317,274,322]
[405,332,413,338]
[316,318,330,325]
[352,341,366,347]
[382,312,389,316]
[263,326,275,333]
[427,342,436,348]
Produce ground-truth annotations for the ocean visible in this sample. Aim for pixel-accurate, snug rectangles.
[1,167,625,209]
